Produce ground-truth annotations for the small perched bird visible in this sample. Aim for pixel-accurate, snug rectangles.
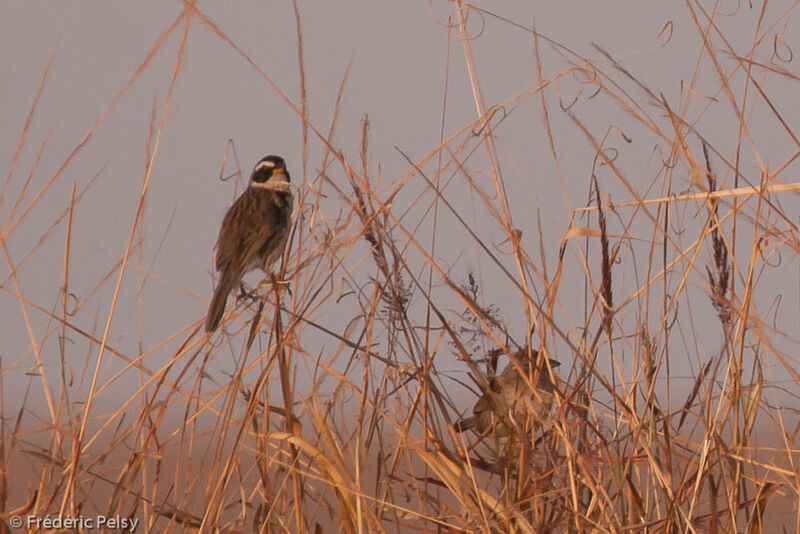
[205,155,294,332]
[455,348,559,437]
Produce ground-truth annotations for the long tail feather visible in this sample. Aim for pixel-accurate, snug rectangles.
[205,270,239,332]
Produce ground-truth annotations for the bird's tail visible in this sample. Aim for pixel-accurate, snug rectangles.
[205,270,238,332]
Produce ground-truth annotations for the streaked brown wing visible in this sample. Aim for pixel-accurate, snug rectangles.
[214,188,291,273]
[214,190,250,273]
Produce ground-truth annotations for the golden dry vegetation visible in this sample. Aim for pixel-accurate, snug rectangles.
[2,2,800,532]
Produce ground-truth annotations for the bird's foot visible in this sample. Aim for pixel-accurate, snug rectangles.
[235,284,260,304]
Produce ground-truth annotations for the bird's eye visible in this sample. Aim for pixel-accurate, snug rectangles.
[255,161,275,173]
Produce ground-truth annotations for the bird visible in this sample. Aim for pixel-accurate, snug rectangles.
[205,155,294,332]
[455,348,559,438]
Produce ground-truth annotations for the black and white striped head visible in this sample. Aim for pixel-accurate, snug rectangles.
[249,155,291,190]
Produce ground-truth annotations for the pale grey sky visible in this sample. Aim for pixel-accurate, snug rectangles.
[4,1,798,373]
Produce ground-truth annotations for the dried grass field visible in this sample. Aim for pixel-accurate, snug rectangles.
[2,2,800,532]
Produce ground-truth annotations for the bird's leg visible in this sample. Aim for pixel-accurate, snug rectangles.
[235,283,259,303]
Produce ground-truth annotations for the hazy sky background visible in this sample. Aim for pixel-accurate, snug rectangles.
[2,2,707,342]
[3,0,799,474]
